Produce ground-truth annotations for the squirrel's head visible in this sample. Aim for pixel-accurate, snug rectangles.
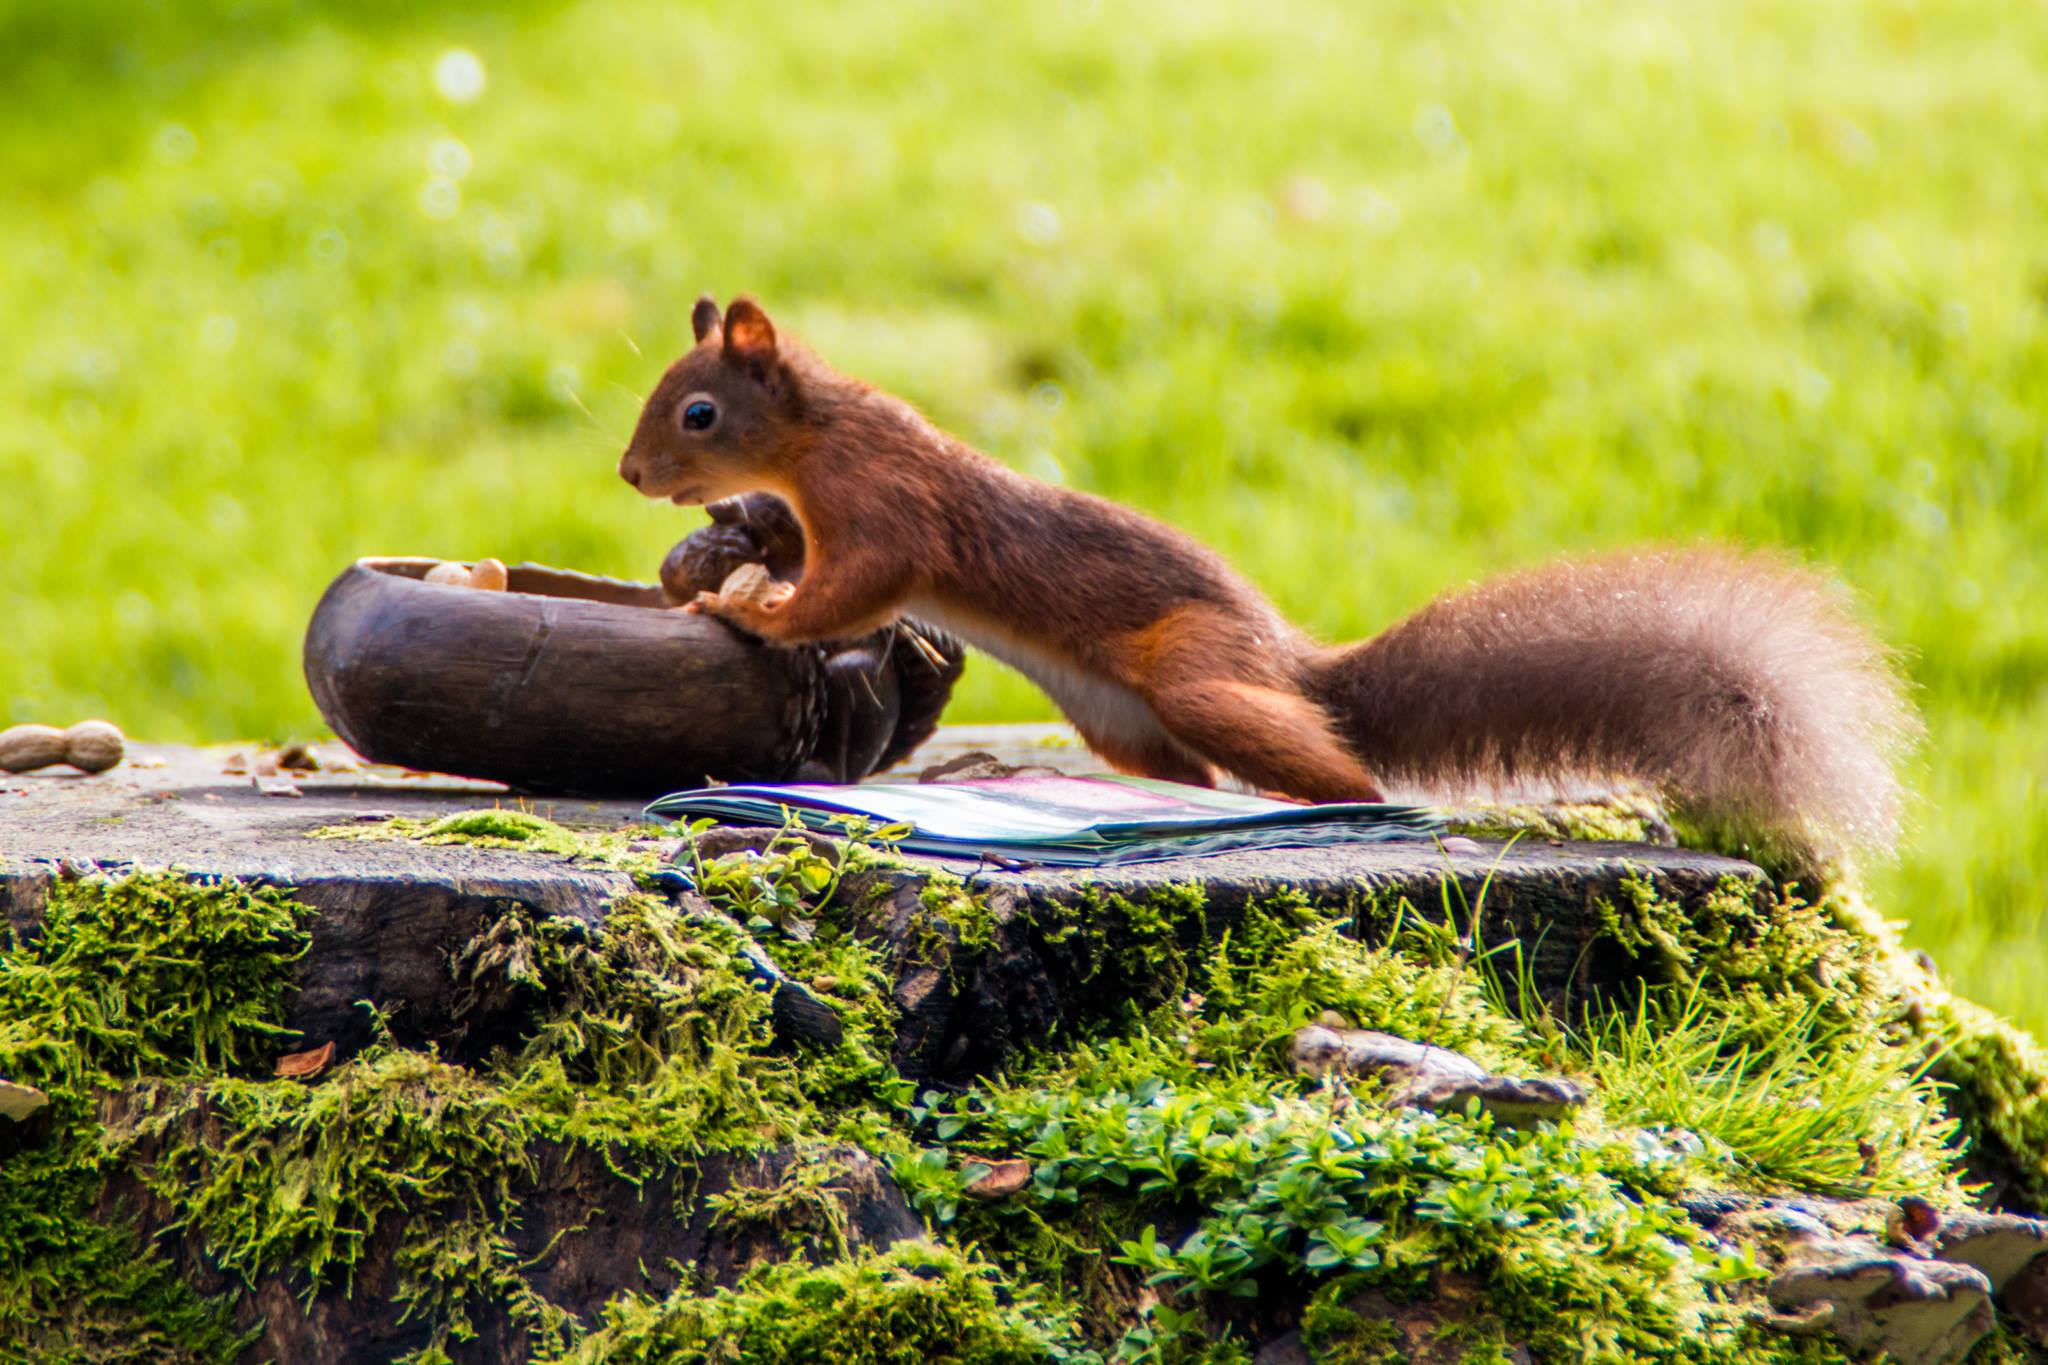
[618,295,801,506]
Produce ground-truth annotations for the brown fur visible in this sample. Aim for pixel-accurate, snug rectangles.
[620,297,1915,860]
[1313,548,1918,855]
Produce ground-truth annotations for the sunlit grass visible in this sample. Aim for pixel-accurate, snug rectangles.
[2,0,2045,1026]
[1571,985,1961,1198]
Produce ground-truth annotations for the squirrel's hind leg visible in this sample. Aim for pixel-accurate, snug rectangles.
[1075,725,1216,788]
[1145,679,1385,804]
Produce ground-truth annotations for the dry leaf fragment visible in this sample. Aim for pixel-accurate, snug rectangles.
[275,1041,335,1079]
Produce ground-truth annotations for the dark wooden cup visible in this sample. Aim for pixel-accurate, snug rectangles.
[303,558,841,797]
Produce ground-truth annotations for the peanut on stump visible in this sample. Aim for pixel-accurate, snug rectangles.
[0,720,125,774]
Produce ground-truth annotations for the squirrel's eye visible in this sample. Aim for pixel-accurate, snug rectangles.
[682,400,717,431]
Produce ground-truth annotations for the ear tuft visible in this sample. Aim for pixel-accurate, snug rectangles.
[691,295,722,344]
[723,297,778,367]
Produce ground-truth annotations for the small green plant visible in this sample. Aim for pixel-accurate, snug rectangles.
[681,812,908,929]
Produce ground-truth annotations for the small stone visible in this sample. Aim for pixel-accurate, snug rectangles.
[1765,1236,1994,1365]
[965,1159,1032,1200]
[1404,1072,1588,1126]
[1291,1026,1488,1087]
[254,774,303,798]
[1288,1025,1585,1126]
[275,743,321,772]
[770,981,844,1049]
[1929,1208,2048,1294]
[0,1078,49,1121]
[917,750,1061,783]
[1438,835,1483,856]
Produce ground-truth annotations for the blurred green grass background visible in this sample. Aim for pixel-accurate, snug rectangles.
[3,0,2044,1027]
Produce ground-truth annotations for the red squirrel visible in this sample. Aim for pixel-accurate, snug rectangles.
[620,296,1914,860]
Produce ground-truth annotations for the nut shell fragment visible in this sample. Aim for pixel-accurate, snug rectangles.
[718,561,780,609]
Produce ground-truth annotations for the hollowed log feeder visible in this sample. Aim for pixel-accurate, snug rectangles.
[304,505,963,796]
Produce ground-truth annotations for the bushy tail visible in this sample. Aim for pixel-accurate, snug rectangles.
[1312,548,1917,862]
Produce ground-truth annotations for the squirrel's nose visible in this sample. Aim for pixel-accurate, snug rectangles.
[619,458,643,489]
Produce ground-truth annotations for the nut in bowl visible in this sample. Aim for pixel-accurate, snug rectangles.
[422,557,509,591]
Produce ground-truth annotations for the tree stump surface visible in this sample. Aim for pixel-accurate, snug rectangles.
[0,728,1761,1067]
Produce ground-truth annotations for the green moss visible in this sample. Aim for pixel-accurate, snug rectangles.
[126,1048,535,1294]
[1297,1286,1407,1364]
[1446,797,1668,846]
[1595,874,1881,1028]
[457,892,807,1149]
[556,1241,1096,1365]
[0,872,310,1085]
[2,864,887,1361]
[1197,898,1528,1072]
[914,872,1000,964]
[12,843,2048,1362]
[0,1213,254,1365]
[1804,885,2048,1210]
[1031,882,1212,1017]
[677,826,905,1104]
[704,1145,873,1261]
[1296,1278,1532,1365]
[315,810,675,883]
[0,872,313,1363]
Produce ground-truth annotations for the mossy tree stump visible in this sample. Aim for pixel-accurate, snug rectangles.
[7,735,2048,1364]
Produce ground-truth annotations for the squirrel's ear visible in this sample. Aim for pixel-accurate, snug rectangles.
[723,297,778,369]
[691,295,722,345]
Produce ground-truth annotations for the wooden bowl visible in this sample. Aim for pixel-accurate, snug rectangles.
[303,557,841,797]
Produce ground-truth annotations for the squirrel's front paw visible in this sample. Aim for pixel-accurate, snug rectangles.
[685,566,795,636]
